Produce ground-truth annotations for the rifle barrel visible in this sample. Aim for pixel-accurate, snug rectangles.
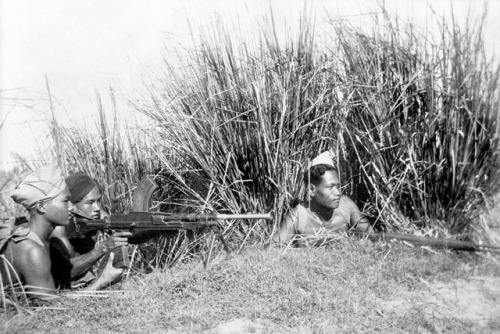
[215,213,272,220]
[353,232,500,252]
[474,244,500,250]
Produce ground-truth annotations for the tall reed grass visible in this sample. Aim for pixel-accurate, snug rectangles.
[140,11,345,248]
[332,9,500,242]
[46,91,157,213]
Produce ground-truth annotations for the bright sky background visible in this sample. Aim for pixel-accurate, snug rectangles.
[1,0,499,171]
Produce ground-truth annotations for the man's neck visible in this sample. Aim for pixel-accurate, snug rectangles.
[28,214,55,244]
[308,201,334,222]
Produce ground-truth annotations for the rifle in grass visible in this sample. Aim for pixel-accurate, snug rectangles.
[350,231,500,253]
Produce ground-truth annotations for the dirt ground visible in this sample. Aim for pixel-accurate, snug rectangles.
[203,274,500,334]
[206,229,500,334]
[202,276,500,334]
[425,276,499,332]
[378,275,500,333]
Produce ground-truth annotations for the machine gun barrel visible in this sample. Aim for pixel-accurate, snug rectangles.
[151,212,273,222]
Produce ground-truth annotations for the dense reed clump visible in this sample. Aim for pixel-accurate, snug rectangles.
[331,10,500,241]
[140,7,500,245]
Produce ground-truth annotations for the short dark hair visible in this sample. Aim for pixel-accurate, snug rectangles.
[304,164,337,186]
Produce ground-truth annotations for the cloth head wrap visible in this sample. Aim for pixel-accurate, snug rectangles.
[310,150,336,168]
[65,171,98,203]
[11,165,67,209]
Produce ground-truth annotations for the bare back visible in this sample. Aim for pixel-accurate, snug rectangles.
[0,231,56,298]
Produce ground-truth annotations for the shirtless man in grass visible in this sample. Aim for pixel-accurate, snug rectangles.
[0,165,122,302]
[274,152,373,243]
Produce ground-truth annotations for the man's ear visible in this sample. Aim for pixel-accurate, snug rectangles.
[308,184,316,198]
[35,201,46,214]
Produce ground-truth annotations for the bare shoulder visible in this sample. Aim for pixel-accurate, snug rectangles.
[283,204,309,223]
[7,239,49,278]
[10,238,56,297]
[280,206,298,230]
[339,196,372,231]
[15,240,50,266]
[286,204,301,217]
[274,204,305,243]
[340,195,361,211]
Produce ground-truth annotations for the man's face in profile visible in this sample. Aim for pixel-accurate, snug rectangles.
[74,186,102,219]
[311,170,342,209]
[44,186,75,226]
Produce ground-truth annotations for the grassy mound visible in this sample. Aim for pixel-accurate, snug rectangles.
[2,240,499,333]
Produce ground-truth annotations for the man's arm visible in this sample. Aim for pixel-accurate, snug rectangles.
[344,197,374,233]
[71,231,131,277]
[50,226,114,278]
[352,217,374,233]
[83,252,123,291]
[69,240,115,277]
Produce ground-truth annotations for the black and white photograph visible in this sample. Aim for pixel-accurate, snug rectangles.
[1,1,500,333]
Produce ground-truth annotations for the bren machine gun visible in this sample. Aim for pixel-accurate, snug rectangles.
[67,176,273,269]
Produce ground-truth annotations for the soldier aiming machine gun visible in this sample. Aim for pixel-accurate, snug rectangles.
[68,175,271,239]
[67,211,272,243]
[67,176,272,268]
